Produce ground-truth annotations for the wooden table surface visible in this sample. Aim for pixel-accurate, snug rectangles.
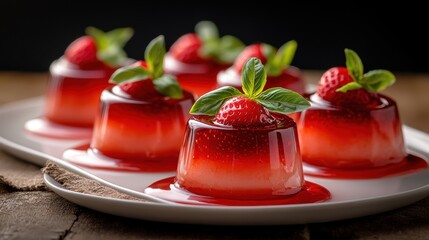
[1,71,429,239]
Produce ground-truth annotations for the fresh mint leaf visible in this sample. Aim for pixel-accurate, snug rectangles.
[361,70,396,92]
[345,48,364,82]
[336,82,363,92]
[106,27,134,48]
[86,26,134,67]
[189,86,242,115]
[216,35,245,64]
[256,87,310,114]
[109,65,150,84]
[241,58,266,98]
[153,75,183,99]
[145,35,165,79]
[262,43,279,76]
[195,21,219,42]
[276,40,297,69]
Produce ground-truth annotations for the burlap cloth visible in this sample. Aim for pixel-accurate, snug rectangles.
[0,150,142,201]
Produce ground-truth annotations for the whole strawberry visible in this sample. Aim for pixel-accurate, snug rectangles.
[169,21,244,64]
[233,41,297,77]
[65,27,133,69]
[317,49,396,107]
[190,58,310,128]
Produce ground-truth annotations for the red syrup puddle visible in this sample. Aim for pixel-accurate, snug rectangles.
[25,118,92,139]
[145,177,331,206]
[62,144,178,173]
[303,154,428,179]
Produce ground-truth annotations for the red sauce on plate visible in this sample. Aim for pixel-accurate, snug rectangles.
[145,177,331,206]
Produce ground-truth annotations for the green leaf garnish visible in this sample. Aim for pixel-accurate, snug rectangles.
[241,58,266,98]
[189,57,310,116]
[86,26,134,67]
[264,41,297,77]
[190,86,242,115]
[361,70,396,92]
[336,82,363,93]
[109,35,185,99]
[276,40,297,70]
[345,48,364,81]
[145,35,165,79]
[195,21,219,42]
[339,49,396,93]
[195,21,244,64]
[109,66,151,84]
[256,87,310,114]
[153,75,183,99]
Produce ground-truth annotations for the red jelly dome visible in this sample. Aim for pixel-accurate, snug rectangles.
[90,86,194,165]
[296,49,427,177]
[26,27,133,139]
[176,116,304,199]
[299,93,406,168]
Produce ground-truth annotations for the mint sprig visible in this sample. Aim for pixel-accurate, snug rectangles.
[86,26,134,67]
[337,49,396,93]
[110,35,183,99]
[264,40,297,77]
[190,57,309,115]
[195,21,245,64]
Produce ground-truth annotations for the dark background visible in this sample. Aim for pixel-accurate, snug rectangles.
[1,3,427,72]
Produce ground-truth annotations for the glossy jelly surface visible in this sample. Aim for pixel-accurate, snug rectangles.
[175,117,304,200]
[298,94,407,169]
[44,58,116,127]
[87,86,194,171]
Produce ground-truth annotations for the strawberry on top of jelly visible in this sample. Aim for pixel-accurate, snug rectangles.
[64,26,134,70]
[316,49,396,108]
[110,35,184,101]
[190,57,310,126]
[233,41,297,77]
[169,21,245,65]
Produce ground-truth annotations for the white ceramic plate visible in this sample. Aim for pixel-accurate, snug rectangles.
[2,98,429,225]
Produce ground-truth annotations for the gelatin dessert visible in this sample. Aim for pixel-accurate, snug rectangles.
[145,58,330,206]
[63,36,195,172]
[217,42,305,94]
[164,21,244,97]
[26,27,134,138]
[297,49,427,178]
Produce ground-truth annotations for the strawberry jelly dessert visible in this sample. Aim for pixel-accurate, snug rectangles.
[164,21,244,98]
[145,58,330,206]
[297,49,427,178]
[63,36,194,172]
[25,27,134,139]
[217,42,305,95]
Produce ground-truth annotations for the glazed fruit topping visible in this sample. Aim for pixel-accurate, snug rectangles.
[110,36,183,100]
[170,21,244,64]
[190,57,310,128]
[65,27,133,68]
[234,41,297,77]
[317,49,396,106]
